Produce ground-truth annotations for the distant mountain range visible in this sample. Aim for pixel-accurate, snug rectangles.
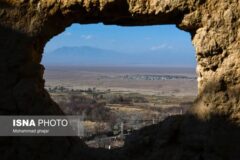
[42,46,196,67]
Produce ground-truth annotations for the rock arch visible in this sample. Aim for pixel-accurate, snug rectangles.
[0,0,240,159]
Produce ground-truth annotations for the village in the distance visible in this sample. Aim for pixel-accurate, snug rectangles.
[45,66,197,149]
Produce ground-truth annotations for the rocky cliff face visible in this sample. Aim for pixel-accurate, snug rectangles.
[0,0,240,160]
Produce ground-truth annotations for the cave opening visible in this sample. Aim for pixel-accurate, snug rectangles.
[42,23,197,149]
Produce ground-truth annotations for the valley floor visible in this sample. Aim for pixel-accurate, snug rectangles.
[44,66,197,148]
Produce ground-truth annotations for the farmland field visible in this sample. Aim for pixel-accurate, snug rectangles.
[44,66,197,148]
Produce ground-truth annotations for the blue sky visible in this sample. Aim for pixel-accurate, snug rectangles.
[44,23,196,67]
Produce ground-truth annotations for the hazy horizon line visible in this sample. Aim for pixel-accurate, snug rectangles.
[43,64,196,69]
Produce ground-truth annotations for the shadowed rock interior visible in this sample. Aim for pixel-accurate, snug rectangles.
[0,0,240,159]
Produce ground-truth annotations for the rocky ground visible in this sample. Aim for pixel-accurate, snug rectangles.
[1,0,240,159]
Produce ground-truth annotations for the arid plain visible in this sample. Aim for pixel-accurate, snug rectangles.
[44,66,197,148]
[44,66,197,96]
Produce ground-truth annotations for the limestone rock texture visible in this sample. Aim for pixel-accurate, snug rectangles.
[0,0,240,160]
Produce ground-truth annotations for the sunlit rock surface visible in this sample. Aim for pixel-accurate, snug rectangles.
[0,0,240,159]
